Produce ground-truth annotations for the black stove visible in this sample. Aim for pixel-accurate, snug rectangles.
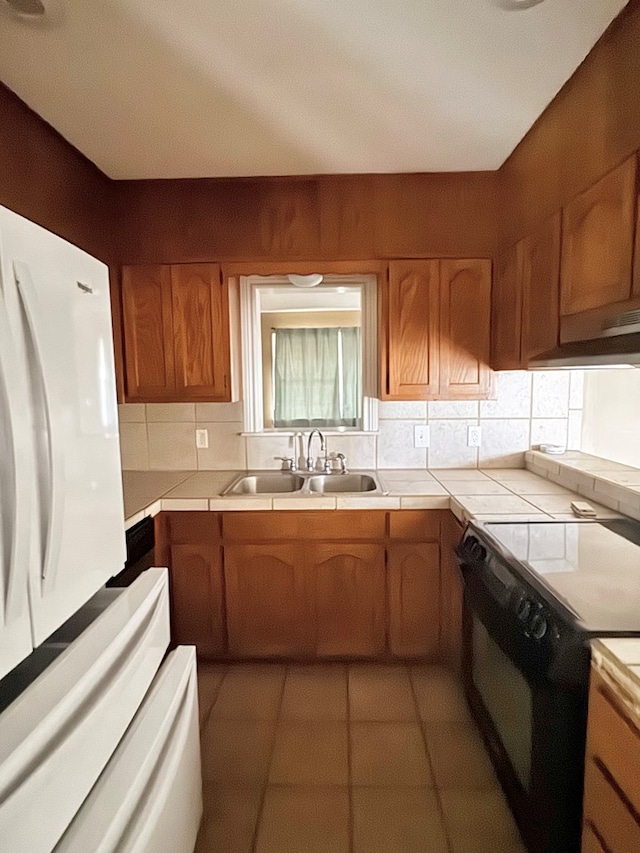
[456,517,640,853]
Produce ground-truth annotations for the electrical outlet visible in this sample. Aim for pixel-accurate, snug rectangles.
[196,428,209,449]
[414,425,430,448]
[467,425,482,447]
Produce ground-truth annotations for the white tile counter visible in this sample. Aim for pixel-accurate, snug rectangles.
[122,466,620,527]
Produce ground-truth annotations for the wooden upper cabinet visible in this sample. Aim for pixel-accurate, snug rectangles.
[122,262,231,402]
[491,242,523,370]
[171,263,230,400]
[385,260,439,399]
[122,264,175,400]
[439,259,493,399]
[521,211,561,362]
[560,155,637,316]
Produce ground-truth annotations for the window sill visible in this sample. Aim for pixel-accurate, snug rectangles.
[242,429,378,437]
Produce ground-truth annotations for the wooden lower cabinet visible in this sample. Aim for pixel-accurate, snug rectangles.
[582,669,640,853]
[310,543,386,657]
[388,543,440,658]
[224,543,312,657]
[156,512,226,657]
[158,509,461,662]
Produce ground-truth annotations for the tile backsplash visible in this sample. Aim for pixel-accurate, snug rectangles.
[118,371,584,471]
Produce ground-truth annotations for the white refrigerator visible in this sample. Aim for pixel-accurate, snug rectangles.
[0,205,202,852]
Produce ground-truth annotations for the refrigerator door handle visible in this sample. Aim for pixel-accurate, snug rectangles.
[0,288,30,620]
[14,261,65,584]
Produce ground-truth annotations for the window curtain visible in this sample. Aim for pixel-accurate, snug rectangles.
[274,327,361,428]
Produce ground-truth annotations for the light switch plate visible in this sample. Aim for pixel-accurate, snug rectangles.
[196,428,209,449]
[467,425,482,447]
[414,425,430,448]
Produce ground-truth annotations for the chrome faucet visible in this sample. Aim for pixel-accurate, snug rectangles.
[306,429,325,472]
[336,453,348,474]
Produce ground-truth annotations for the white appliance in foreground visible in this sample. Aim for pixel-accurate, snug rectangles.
[0,206,202,852]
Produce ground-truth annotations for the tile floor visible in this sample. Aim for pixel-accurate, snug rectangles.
[195,663,526,853]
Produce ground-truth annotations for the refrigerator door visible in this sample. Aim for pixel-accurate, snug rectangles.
[0,568,170,853]
[0,265,33,680]
[55,646,202,853]
[0,205,126,644]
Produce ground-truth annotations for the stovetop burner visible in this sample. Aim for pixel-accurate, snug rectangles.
[478,519,640,635]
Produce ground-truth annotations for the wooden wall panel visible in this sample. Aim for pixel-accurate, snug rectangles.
[0,83,115,263]
[115,171,500,264]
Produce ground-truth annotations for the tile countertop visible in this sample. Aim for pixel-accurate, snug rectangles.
[122,467,620,529]
[591,639,640,730]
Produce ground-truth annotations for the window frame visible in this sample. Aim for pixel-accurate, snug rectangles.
[240,274,378,433]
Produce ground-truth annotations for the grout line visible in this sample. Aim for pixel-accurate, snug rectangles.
[199,665,230,733]
[407,667,455,853]
[249,664,288,853]
[346,663,355,853]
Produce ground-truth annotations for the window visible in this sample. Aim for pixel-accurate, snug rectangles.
[272,326,361,428]
[239,274,378,433]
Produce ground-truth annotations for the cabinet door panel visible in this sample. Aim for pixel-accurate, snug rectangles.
[224,544,311,657]
[388,543,440,658]
[440,512,464,671]
[386,260,439,399]
[491,242,522,370]
[310,543,385,657]
[440,259,493,398]
[122,265,175,400]
[521,212,561,362]
[170,543,225,657]
[171,263,230,400]
[560,156,636,315]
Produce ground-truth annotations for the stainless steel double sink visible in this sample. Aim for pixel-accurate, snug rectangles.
[222,471,388,496]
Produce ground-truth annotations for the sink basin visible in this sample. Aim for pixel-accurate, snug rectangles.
[307,474,379,493]
[224,473,305,495]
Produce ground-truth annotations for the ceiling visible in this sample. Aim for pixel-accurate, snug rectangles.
[0,0,628,179]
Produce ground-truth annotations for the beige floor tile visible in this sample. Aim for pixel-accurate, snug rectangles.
[352,786,450,853]
[197,664,229,726]
[269,721,349,785]
[440,789,524,853]
[210,664,285,720]
[349,664,417,721]
[255,785,350,853]
[194,783,262,853]
[424,721,497,788]
[410,665,472,723]
[280,664,348,720]
[350,722,433,786]
[200,718,276,783]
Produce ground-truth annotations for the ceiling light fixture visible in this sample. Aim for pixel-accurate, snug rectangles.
[287,274,324,289]
[2,0,45,15]
[494,0,545,10]
[0,0,64,26]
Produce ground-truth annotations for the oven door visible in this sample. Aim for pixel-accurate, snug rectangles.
[461,568,588,853]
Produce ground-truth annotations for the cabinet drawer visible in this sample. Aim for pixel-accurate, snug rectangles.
[583,758,640,853]
[223,511,386,541]
[581,824,608,853]
[163,512,221,543]
[587,672,640,815]
[388,510,442,541]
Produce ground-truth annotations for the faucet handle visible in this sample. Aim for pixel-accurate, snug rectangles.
[276,456,297,472]
[335,453,348,474]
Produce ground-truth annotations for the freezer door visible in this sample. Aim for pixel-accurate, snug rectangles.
[55,646,202,853]
[0,243,34,679]
[0,568,170,853]
[0,205,126,644]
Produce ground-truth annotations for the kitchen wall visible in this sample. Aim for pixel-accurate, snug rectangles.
[118,370,584,471]
[581,369,640,469]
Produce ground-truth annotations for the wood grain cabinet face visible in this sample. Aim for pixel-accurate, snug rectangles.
[122,264,175,400]
[309,543,386,658]
[386,260,440,399]
[439,259,493,399]
[170,263,230,400]
[520,212,561,362]
[122,262,231,402]
[224,543,313,658]
[491,242,523,370]
[388,542,440,658]
[561,155,637,316]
